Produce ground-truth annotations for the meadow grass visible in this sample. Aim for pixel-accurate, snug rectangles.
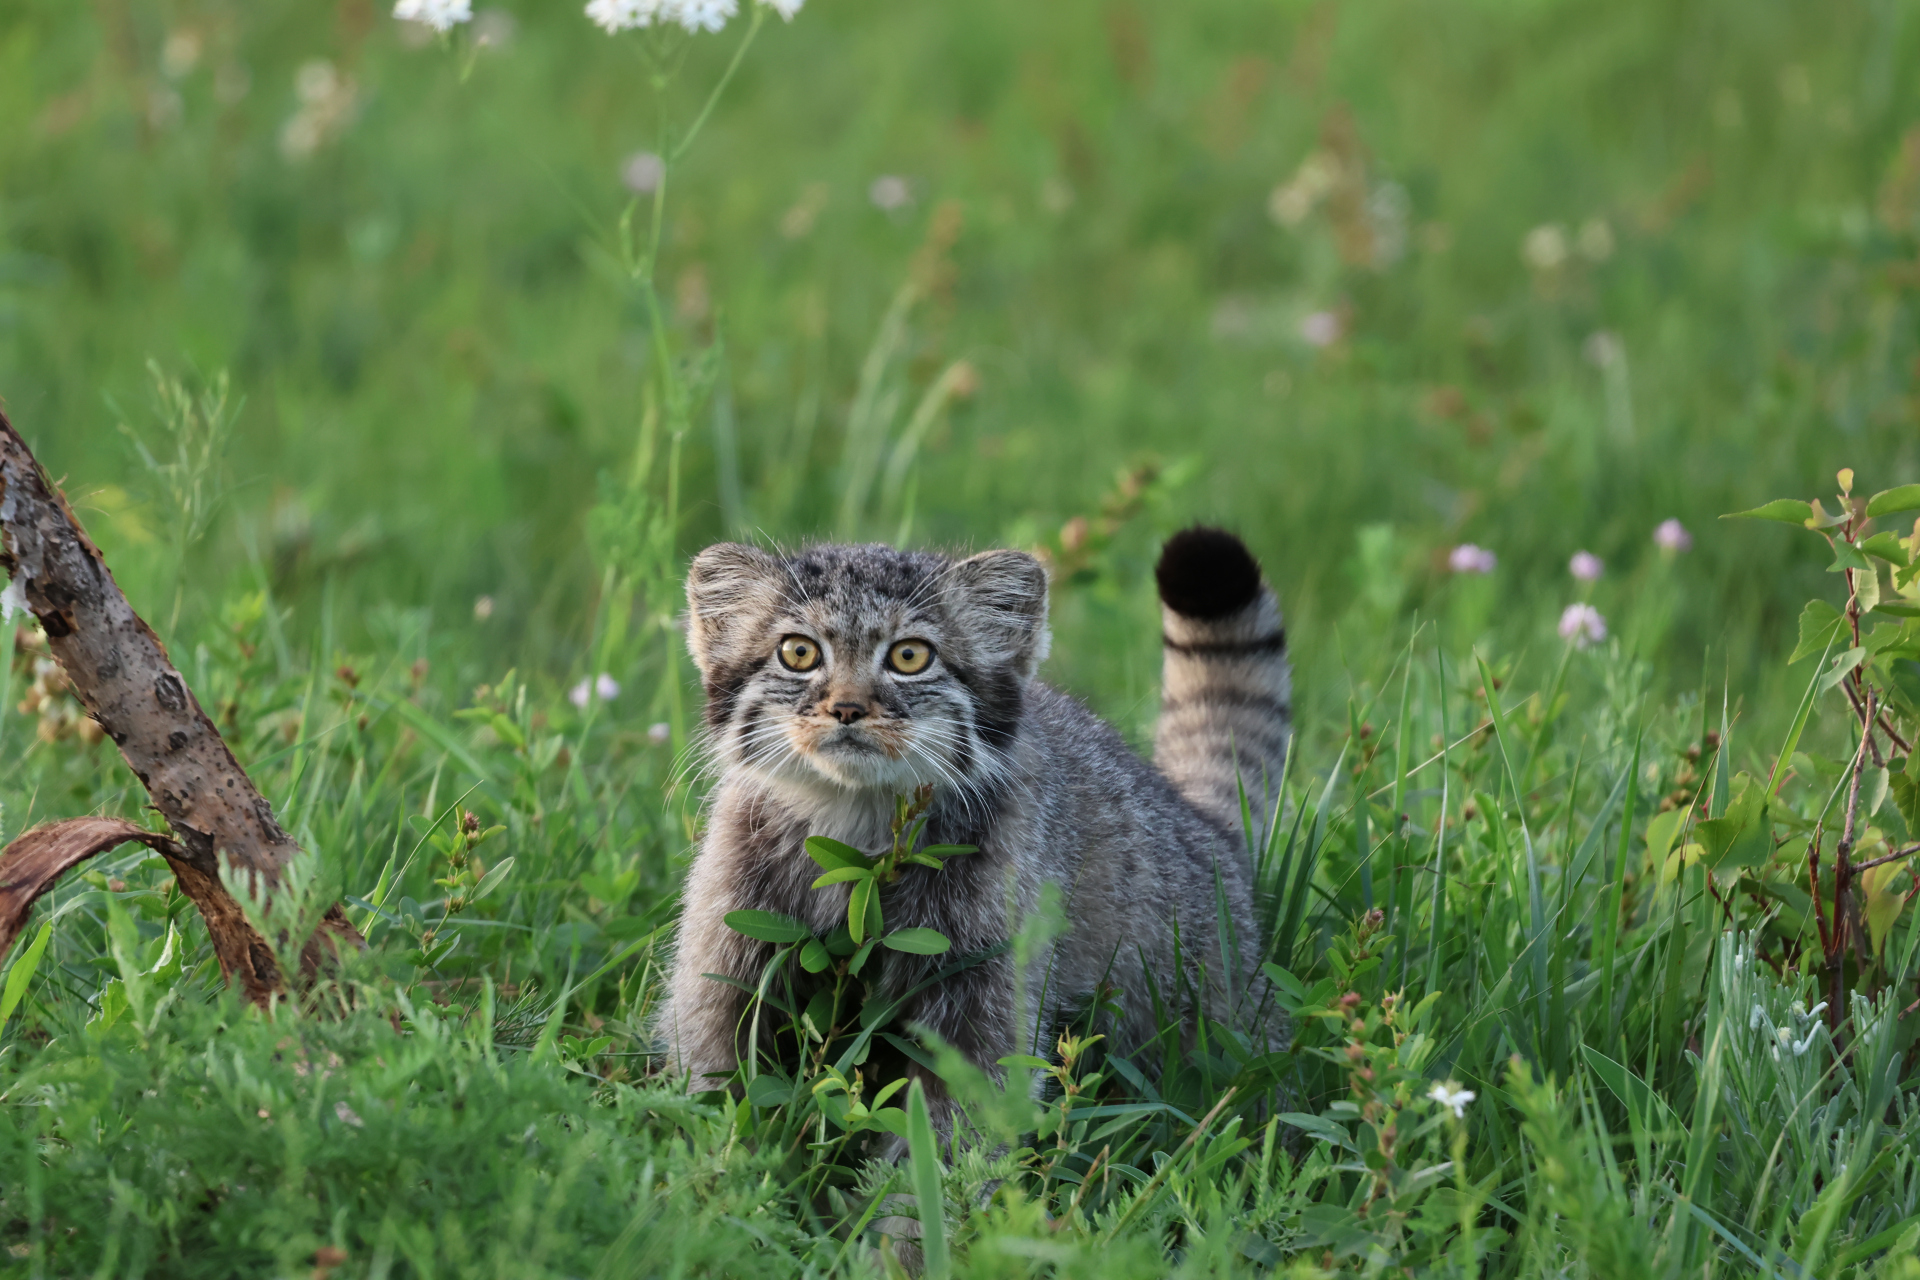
[4,0,1920,1275]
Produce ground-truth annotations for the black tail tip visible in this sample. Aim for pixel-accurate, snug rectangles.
[1155,526,1263,620]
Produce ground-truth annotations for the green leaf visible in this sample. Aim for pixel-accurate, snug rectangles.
[918,844,978,858]
[804,836,871,872]
[1582,1045,1681,1131]
[799,938,833,973]
[809,866,872,889]
[1856,561,1882,614]
[1864,862,1911,956]
[1789,600,1848,665]
[1865,767,1891,817]
[997,1054,1052,1070]
[559,1034,613,1062]
[1723,498,1815,525]
[866,1107,909,1138]
[1861,531,1912,567]
[1644,809,1687,868]
[745,1074,793,1108]
[1695,774,1768,869]
[470,856,516,902]
[905,1080,952,1280]
[880,927,952,955]
[1816,648,1867,694]
[722,910,813,944]
[489,713,526,750]
[0,918,54,1033]
[1873,602,1920,618]
[1891,768,1920,838]
[1867,484,1920,518]
[849,937,879,976]
[1867,620,1920,655]
[847,879,874,944]
[1830,542,1874,574]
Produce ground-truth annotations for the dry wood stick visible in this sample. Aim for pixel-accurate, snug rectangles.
[0,407,361,1005]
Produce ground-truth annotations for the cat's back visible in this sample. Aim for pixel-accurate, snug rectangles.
[1014,681,1247,878]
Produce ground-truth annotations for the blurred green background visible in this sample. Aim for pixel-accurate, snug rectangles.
[4,0,1919,731]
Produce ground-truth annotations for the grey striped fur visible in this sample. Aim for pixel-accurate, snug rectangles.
[657,532,1290,1125]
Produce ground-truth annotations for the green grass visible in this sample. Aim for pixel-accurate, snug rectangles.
[5,0,1920,1274]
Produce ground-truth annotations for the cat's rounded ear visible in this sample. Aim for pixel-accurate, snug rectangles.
[951,549,1051,678]
[685,543,785,677]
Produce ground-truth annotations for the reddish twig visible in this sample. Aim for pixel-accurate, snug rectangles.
[1850,844,1920,875]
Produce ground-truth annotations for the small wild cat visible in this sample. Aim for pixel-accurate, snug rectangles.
[657,527,1290,1119]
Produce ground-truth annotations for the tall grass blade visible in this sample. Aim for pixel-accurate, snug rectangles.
[906,1079,951,1280]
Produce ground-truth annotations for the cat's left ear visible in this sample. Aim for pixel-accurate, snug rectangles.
[950,549,1051,678]
[685,542,787,677]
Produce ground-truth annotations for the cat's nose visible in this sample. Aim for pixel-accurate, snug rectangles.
[827,701,869,725]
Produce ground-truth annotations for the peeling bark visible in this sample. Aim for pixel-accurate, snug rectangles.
[0,817,295,1005]
[0,409,362,1002]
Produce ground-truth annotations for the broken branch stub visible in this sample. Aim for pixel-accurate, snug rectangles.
[0,408,362,1002]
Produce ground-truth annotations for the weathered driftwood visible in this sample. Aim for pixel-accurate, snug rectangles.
[0,408,361,1004]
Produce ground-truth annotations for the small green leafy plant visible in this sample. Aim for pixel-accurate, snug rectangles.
[1724,469,1920,1023]
[722,783,975,961]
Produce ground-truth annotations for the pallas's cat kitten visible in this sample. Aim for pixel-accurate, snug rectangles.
[659,527,1290,1112]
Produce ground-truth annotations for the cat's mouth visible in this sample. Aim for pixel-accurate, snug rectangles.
[791,717,913,767]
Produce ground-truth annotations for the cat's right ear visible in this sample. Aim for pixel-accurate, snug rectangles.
[950,549,1051,679]
[685,543,786,677]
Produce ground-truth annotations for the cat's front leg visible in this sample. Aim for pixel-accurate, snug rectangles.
[655,869,768,1092]
[898,950,1022,1138]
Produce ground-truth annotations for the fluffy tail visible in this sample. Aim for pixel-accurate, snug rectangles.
[1152,527,1292,843]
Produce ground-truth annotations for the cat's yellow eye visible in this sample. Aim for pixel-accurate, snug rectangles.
[886,639,934,675]
[778,635,822,672]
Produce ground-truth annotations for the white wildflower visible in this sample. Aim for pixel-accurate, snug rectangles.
[0,575,27,621]
[1268,152,1338,228]
[1777,1026,1794,1047]
[1568,550,1604,582]
[162,30,203,79]
[677,0,738,30]
[595,673,620,701]
[1558,603,1607,649]
[394,0,473,32]
[586,0,667,32]
[1522,223,1568,271]
[623,151,665,194]
[1448,544,1497,575]
[647,722,672,745]
[1299,310,1342,348]
[334,1100,365,1127]
[868,175,912,212]
[1582,330,1623,368]
[764,0,803,19]
[1428,1082,1475,1119]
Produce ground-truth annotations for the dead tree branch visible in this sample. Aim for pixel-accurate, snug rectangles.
[0,408,361,1004]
